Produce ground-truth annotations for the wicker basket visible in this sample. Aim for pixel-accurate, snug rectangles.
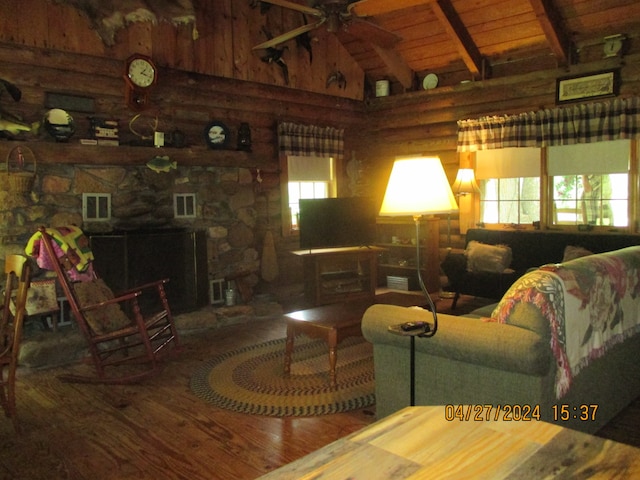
[5,145,36,193]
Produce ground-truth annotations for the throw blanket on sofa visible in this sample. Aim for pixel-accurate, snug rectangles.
[25,226,95,281]
[491,246,640,398]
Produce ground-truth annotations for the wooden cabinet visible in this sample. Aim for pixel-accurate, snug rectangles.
[293,247,383,306]
[376,217,440,293]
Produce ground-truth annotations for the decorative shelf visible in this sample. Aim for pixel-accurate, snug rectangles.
[0,142,272,169]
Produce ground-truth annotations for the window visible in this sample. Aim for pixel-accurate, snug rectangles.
[286,156,336,231]
[474,141,635,229]
[476,148,541,225]
[174,193,197,218]
[549,140,630,227]
[82,193,111,222]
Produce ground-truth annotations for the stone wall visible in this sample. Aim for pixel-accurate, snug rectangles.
[0,159,281,293]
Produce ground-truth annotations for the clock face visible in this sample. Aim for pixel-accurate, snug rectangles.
[604,39,622,57]
[603,35,624,57]
[128,58,156,88]
[204,121,229,149]
[423,73,439,90]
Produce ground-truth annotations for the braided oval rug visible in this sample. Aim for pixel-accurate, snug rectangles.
[190,336,374,417]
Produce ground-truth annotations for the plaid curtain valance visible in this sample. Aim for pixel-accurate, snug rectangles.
[278,122,344,160]
[457,97,640,152]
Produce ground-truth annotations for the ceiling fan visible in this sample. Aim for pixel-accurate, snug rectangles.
[252,0,424,51]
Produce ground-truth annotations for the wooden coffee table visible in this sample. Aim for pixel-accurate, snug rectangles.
[258,406,640,479]
[283,300,373,388]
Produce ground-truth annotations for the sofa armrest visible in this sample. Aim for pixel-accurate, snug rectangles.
[362,304,551,376]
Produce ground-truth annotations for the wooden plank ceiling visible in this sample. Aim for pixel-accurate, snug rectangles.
[338,0,639,87]
[58,0,640,91]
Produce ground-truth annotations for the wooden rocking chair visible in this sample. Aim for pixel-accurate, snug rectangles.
[32,226,180,384]
[1,254,31,432]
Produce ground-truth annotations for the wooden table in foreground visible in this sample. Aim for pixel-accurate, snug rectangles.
[258,406,640,479]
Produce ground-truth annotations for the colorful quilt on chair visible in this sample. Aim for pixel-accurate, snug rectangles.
[25,226,95,281]
[491,246,640,399]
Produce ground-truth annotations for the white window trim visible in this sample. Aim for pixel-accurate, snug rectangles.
[82,193,111,222]
[174,193,197,218]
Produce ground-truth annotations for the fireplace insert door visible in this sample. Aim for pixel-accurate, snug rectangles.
[89,230,208,314]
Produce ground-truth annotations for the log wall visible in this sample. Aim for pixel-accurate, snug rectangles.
[1,0,640,302]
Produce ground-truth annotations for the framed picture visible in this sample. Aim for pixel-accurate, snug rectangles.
[556,69,620,104]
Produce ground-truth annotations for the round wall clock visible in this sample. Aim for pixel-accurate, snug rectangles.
[125,54,157,88]
[124,54,157,111]
[204,121,230,149]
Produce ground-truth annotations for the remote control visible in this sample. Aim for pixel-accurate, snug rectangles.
[400,321,427,331]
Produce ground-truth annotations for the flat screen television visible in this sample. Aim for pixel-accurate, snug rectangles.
[298,197,377,250]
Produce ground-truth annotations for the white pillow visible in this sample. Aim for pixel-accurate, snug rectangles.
[465,240,513,273]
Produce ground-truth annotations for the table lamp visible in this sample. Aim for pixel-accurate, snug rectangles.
[442,167,481,298]
[379,156,458,336]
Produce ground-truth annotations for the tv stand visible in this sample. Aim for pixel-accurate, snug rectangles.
[293,246,384,306]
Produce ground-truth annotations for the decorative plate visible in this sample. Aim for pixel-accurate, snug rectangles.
[204,121,230,149]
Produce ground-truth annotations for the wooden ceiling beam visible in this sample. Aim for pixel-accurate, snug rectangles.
[430,0,485,78]
[370,44,415,90]
[528,0,572,65]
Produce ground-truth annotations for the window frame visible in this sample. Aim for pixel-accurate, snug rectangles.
[174,193,197,219]
[473,139,639,232]
[279,154,340,237]
[82,193,111,222]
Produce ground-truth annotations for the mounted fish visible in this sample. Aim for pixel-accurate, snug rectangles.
[146,155,177,173]
[0,117,36,137]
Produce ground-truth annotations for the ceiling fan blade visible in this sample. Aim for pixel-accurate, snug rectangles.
[260,0,323,17]
[349,0,431,17]
[253,20,325,50]
[343,18,401,48]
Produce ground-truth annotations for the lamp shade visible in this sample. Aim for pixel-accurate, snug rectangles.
[451,168,480,195]
[379,157,459,216]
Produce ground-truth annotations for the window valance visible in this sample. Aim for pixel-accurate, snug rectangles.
[457,97,640,152]
[278,122,344,160]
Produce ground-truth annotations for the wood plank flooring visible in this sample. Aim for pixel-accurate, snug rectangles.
[0,314,377,480]
[1,294,638,479]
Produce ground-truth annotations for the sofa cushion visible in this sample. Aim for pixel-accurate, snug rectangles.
[465,240,513,273]
[562,245,593,262]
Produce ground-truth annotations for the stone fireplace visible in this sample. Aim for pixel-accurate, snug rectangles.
[2,159,286,368]
[1,161,279,298]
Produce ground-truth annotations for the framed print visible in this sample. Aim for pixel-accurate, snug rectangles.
[556,69,619,104]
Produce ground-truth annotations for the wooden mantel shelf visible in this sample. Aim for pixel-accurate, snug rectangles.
[0,142,273,169]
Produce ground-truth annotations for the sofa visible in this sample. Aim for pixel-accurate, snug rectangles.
[362,245,640,433]
[441,228,640,308]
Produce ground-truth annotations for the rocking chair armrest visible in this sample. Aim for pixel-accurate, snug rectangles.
[78,290,142,313]
[116,278,170,296]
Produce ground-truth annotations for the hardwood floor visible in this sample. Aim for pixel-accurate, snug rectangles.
[1,294,638,479]
[0,315,376,480]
